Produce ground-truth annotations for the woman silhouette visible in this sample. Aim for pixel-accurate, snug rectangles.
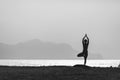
[77,34,89,65]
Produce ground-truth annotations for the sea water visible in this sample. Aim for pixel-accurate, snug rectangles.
[0,60,120,67]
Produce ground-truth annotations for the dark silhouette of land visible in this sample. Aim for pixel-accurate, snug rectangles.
[0,65,120,80]
[77,34,89,65]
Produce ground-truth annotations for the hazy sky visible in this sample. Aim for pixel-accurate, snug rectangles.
[0,0,120,59]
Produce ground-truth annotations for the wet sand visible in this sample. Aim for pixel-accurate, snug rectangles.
[0,65,120,80]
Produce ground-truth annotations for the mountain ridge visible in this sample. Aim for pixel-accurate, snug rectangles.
[0,39,103,59]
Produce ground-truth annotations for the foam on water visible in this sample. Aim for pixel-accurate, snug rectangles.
[0,60,119,67]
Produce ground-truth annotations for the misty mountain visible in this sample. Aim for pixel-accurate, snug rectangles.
[0,39,103,59]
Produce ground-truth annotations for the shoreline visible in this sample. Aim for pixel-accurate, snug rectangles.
[0,60,119,67]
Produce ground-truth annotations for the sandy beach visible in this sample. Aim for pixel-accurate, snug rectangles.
[0,65,120,80]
